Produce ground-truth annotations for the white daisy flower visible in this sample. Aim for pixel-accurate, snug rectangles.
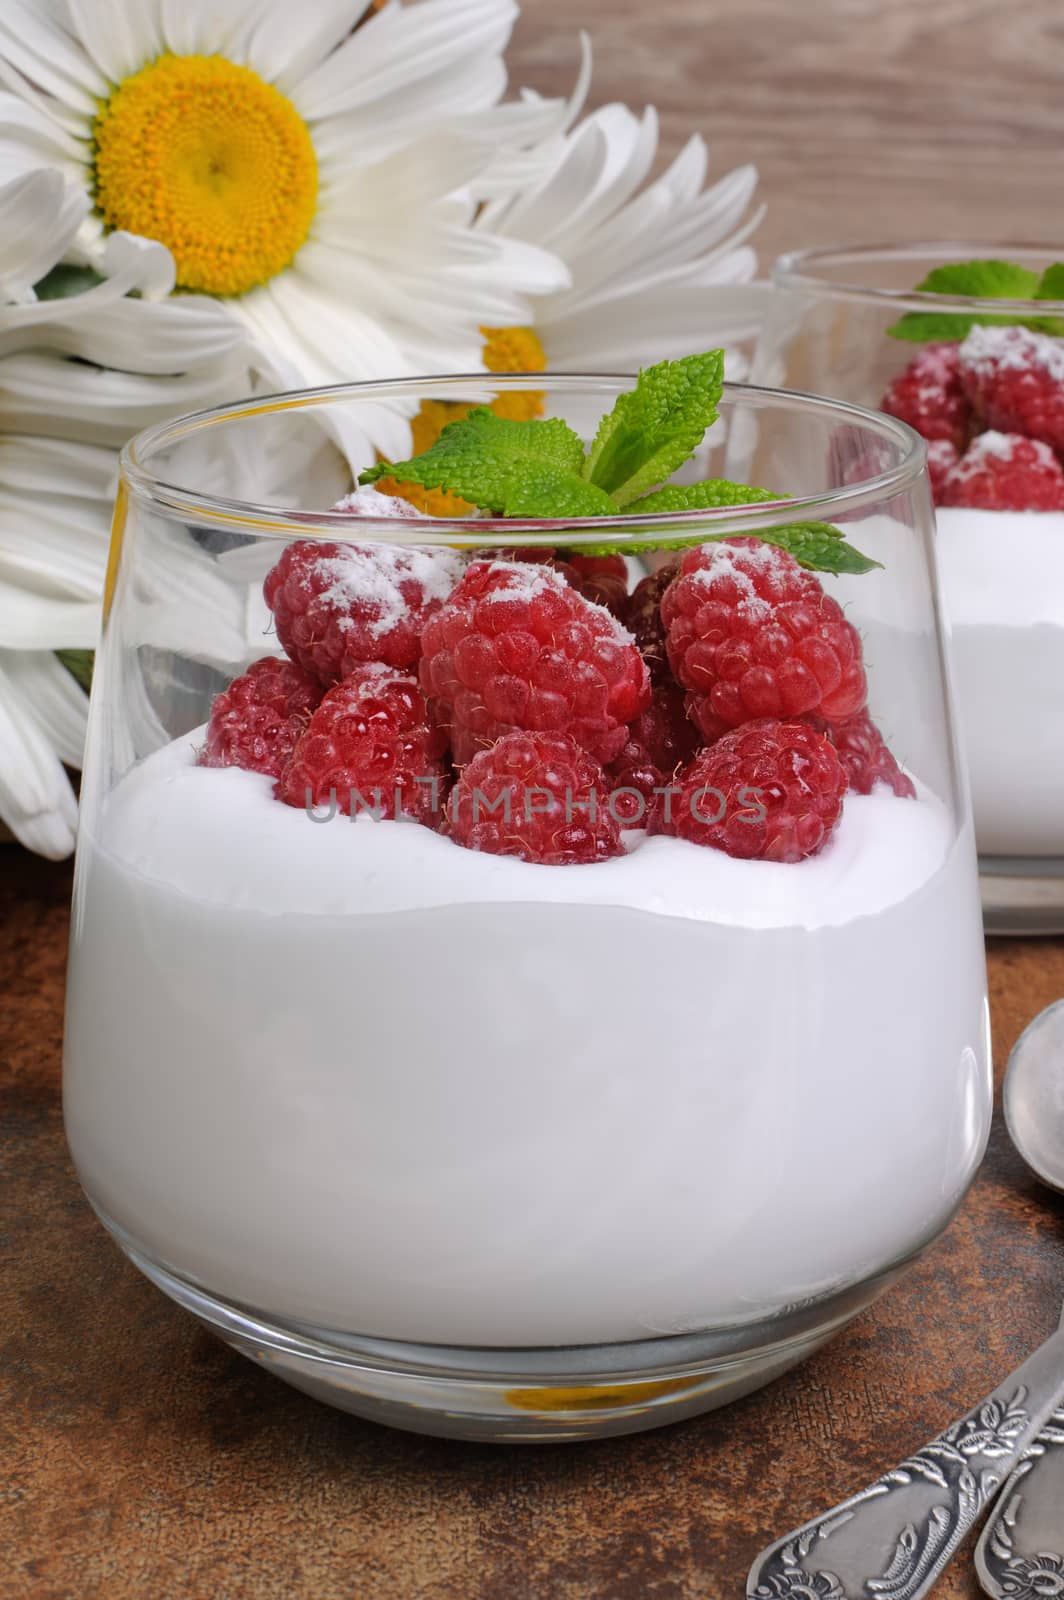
[0,0,573,455]
[0,168,254,857]
[478,99,770,373]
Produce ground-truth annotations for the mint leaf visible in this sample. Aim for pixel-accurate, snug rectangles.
[887,259,1064,341]
[360,408,616,518]
[56,649,94,692]
[574,478,880,573]
[626,480,781,514]
[583,351,724,506]
[1035,263,1064,301]
[755,522,880,574]
[35,263,105,301]
[914,261,1041,300]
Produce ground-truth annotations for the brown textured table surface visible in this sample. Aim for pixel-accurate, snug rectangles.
[6,2,1064,1595]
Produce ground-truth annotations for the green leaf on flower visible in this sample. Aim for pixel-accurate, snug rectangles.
[887,259,1064,340]
[582,351,724,505]
[35,263,105,301]
[360,407,616,518]
[56,649,94,692]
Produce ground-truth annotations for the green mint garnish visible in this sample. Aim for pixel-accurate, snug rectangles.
[361,409,616,519]
[752,522,880,575]
[358,352,878,576]
[582,350,724,505]
[56,649,94,692]
[1035,263,1064,303]
[887,259,1064,341]
[625,480,780,514]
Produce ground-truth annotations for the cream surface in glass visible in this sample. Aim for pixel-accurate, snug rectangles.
[764,244,1064,932]
[63,374,991,1440]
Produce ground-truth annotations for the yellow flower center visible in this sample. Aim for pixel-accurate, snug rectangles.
[379,327,547,514]
[93,54,318,297]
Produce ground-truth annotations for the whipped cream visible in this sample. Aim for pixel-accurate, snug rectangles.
[935,507,1064,857]
[64,734,990,1347]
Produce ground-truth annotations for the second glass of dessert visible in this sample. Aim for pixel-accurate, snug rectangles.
[63,359,990,1440]
[763,244,1064,932]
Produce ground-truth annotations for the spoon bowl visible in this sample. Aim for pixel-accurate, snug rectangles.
[1004,998,1064,1194]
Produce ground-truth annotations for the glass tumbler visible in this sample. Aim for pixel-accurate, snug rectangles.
[63,375,991,1441]
[762,244,1064,933]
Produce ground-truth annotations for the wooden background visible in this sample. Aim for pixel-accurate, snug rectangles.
[513,0,1063,264]
[6,2,1064,1597]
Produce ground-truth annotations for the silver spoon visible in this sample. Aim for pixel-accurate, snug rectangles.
[974,1003,1064,1597]
[1003,998,1064,1195]
[747,1309,1064,1600]
[749,1002,1064,1600]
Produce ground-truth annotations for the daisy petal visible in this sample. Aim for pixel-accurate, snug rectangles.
[0,653,78,857]
[64,0,163,85]
[244,0,371,93]
[0,168,87,299]
[0,579,100,649]
[542,279,772,371]
[159,0,263,57]
[0,87,87,167]
[0,0,105,111]
[292,0,516,121]
[3,649,88,768]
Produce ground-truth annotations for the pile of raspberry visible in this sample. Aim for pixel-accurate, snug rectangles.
[199,492,914,866]
[881,325,1064,509]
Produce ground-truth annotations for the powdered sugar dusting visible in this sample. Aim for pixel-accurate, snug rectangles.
[960,324,1064,384]
[947,429,1057,483]
[480,559,639,646]
[318,545,465,639]
[481,559,560,607]
[331,487,428,521]
[687,542,783,618]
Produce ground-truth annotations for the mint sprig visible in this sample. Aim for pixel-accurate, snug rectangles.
[358,352,878,577]
[887,259,1064,341]
[583,350,723,505]
[361,409,616,518]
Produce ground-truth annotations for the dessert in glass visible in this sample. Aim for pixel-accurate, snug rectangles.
[763,245,1064,932]
[63,362,991,1440]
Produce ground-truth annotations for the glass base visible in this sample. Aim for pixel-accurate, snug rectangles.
[104,1211,912,1442]
[980,857,1064,936]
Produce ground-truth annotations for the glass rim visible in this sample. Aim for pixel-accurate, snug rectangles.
[772,240,1064,317]
[119,372,927,545]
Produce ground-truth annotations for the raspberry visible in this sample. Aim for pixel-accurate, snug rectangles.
[503,547,630,614]
[958,324,1064,453]
[420,559,650,767]
[200,656,322,780]
[447,731,622,865]
[623,562,679,681]
[807,710,915,798]
[661,538,867,741]
[609,679,699,821]
[881,343,971,450]
[264,539,464,684]
[277,663,448,823]
[562,553,630,614]
[926,439,960,501]
[939,431,1064,511]
[650,719,847,862]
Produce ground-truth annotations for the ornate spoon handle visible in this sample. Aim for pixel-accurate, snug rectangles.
[748,1319,1064,1600]
[975,1400,1064,1600]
